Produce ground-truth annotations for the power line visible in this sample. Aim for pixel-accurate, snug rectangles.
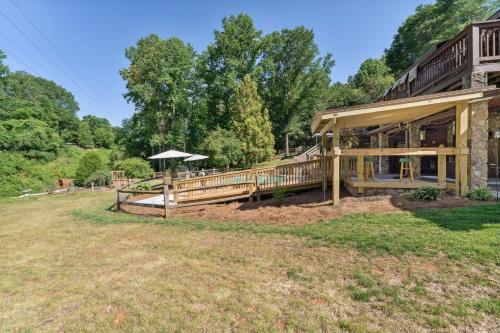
[9,0,107,107]
[0,9,106,113]
[0,30,59,79]
[0,46,40,76]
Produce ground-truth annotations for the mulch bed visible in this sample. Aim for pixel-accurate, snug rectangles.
[119,188,489,225]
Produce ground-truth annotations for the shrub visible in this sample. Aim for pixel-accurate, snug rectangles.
[466,187,495,201]
[133,183,151,191]
[409,186,441,201]
[272,187,287,206]
[75,151,106,185]
[82,170,111,187]
[114,157,153,179]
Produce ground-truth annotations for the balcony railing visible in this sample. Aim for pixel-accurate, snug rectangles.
[385,20,500,101]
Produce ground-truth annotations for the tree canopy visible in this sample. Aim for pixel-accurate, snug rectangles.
[385,0,500,75]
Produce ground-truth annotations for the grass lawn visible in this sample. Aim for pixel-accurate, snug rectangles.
[0,192,498,332]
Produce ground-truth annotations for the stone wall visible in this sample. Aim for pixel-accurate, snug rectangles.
[408,123,421,178]
[369,133,390,174]
[488,111,500,178]
[469,100,489,188]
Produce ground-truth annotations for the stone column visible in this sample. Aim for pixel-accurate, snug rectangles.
[469,100,489,188]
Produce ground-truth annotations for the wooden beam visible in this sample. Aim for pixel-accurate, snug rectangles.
[338,147,462,156]
[332,123,340,206]
[319,118,335,136]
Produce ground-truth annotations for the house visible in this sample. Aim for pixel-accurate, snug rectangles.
[364,12,500,190]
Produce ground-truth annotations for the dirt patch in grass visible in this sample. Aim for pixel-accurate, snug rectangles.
[121,188,487,225]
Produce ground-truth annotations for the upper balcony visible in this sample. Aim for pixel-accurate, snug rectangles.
[384,20,500,101]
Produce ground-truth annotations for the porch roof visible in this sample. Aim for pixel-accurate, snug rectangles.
[311,87,500,134]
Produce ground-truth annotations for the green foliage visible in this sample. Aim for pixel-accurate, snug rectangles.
[200,127,243,168]
[0,118,62,159]
[77,121,94,149]
[197,13,262,130]
[229,75,274,167]
[114,157,153,179]
[81,115,115,148]
[82,170,111,187]
[272,187,287,207]
[409,186,441,201]
[348,58,394,101]
[385,0,499,75]
[133,183,151,191]
[75,151,106,185]
[120,34,195,156]
[0,49,8,78]
[260,27,333,151]
[466,187,495,201]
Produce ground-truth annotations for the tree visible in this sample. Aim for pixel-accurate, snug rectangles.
[228,75,274,167]
[260,27,333,154]
[385,0,499,75]
[75,151,106,185]
[348,58,394,101]
[120,35,195,156]
[81,115,115,148]
[77,121,94,149]
[200,127,243,168]
[197,14,262,130]
[0,49,8,78]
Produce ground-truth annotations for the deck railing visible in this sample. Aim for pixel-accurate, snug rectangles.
[172,158,328,203]
[385,20,500,100]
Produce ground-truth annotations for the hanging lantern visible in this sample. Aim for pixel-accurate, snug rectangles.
[419,129,426,141]
[494,128,500,139]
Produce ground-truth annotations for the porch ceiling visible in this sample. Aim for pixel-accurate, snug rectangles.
[311,87,500,133]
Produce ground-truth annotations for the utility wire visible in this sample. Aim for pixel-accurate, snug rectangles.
[0,30,59,79]
[9,0,107,107]
[0,9,106,113]
[0,46,40,76]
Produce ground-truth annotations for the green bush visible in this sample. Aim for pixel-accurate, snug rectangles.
[272,187,287,206]
[133,183,151,191]
[82,170,111,187]
[75,151,106,185]
[409,186,441,201]
[113,157,153,179]
[466,187,495,201]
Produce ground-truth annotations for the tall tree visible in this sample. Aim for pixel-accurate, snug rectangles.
[385,0,499,75]
[260,27,333,154]
[348,58,394,101]
[228,75,274,167]
[120,35,195,157]
[0,49,8,78]
[197,14,262,130]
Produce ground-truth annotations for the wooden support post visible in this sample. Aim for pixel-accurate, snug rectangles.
[437,144,446,185]
[163,184,170,218]
[455,103,469,196]
[255,175,261,202]
[249,178,255,203]
[115,189,120,212]
[332,123,340,206]
[356,155,365,194]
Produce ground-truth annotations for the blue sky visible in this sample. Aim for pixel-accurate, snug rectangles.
[0,0,431,125]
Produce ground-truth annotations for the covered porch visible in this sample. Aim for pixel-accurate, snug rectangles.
[311,87,500,206]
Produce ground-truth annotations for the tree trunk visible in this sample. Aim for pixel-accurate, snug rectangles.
[285,126,290,157]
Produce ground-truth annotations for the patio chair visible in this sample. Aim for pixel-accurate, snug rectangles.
[348,156,357,178]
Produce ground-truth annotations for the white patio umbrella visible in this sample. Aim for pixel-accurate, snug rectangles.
[147,149,193,160]
[184,154,208,162]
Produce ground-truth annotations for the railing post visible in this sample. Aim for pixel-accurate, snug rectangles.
[163,184,170,218]
[356,155,365,194]
[471,25,480,66]
[255,175,261,202]
[115,189,121,212]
